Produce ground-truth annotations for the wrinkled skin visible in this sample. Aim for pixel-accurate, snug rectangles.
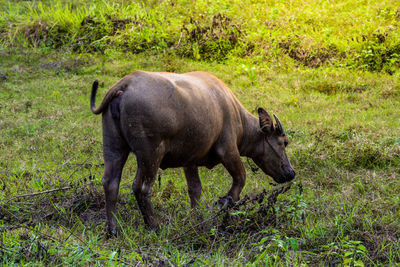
[90,71,295,235]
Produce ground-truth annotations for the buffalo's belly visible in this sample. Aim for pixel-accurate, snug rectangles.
[159,146,220,169]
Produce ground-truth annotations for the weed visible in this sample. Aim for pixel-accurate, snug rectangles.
[352,35,400,74]
[319,237,370,266]
[252,229,302,265]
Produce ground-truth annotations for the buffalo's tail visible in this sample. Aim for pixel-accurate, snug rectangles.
[90,80,102,114]
[90,79,127,115]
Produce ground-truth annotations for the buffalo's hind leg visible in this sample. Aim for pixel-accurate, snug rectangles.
[184,166,202,208]
[102,134,129,237]
[131,141,165,231]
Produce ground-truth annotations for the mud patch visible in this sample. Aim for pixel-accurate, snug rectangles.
[179,13,244,61]
[39,58,89,73]
[20,20,72,49]
[80,15,136,36]
[279,39,337,67]
[39,61,63,69]
[110,17,137,34]
[303,80,370,95]
[0,180,105,228]
[73,15,138,52]
[23,21,50,47]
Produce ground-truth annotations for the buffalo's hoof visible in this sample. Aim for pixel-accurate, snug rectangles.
[216,195,234,210]
[106,228,118,238]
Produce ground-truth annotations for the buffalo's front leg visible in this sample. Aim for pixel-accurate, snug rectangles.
[184,166,202,208]
[218,148,246,207]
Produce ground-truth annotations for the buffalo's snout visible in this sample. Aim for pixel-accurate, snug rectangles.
[284,169,296,181]
[275,167,295,183]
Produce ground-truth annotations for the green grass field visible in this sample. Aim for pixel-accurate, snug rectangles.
[0,0,399,265]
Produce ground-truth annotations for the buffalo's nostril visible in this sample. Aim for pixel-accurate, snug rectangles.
[285,169,295,180]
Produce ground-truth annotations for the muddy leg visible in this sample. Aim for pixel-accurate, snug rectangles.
[102,147,129,236]
[218,150,246,208]
[183,166,202,208]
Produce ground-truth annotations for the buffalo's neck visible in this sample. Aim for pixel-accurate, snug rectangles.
[238,109,261,158]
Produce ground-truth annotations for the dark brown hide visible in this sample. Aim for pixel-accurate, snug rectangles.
[90,71,295,235]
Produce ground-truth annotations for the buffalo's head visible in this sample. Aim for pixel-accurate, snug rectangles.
[251,108,295,183]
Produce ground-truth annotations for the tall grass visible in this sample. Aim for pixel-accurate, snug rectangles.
[1,0,400,71]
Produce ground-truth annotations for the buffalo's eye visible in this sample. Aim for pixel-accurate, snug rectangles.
[284,141,288,147]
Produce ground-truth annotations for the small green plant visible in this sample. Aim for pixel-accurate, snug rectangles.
[320,237,370,266]
[252,229,301,265]
[277,181,307,223]
[236,64,257,84]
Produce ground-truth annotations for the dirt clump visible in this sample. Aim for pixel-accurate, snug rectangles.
[179,13,244,61]
[23,21,50,47]
[279,39,337,67]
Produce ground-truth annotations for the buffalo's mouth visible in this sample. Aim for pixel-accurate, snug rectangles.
[252,159,296,183]
[274,169,296,183]
[284,169,296,181]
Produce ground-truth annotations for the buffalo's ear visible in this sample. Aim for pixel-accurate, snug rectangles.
[258,108,274,135]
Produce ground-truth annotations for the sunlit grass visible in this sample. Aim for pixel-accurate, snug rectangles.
[1,0,399,71]
[0,48,399,265]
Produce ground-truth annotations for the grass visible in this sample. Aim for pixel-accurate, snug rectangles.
[1,0,400,71]
[1,48,398,266]
[0,0,399,265]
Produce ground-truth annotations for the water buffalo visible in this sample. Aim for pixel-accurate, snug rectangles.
[90,71,295,235]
